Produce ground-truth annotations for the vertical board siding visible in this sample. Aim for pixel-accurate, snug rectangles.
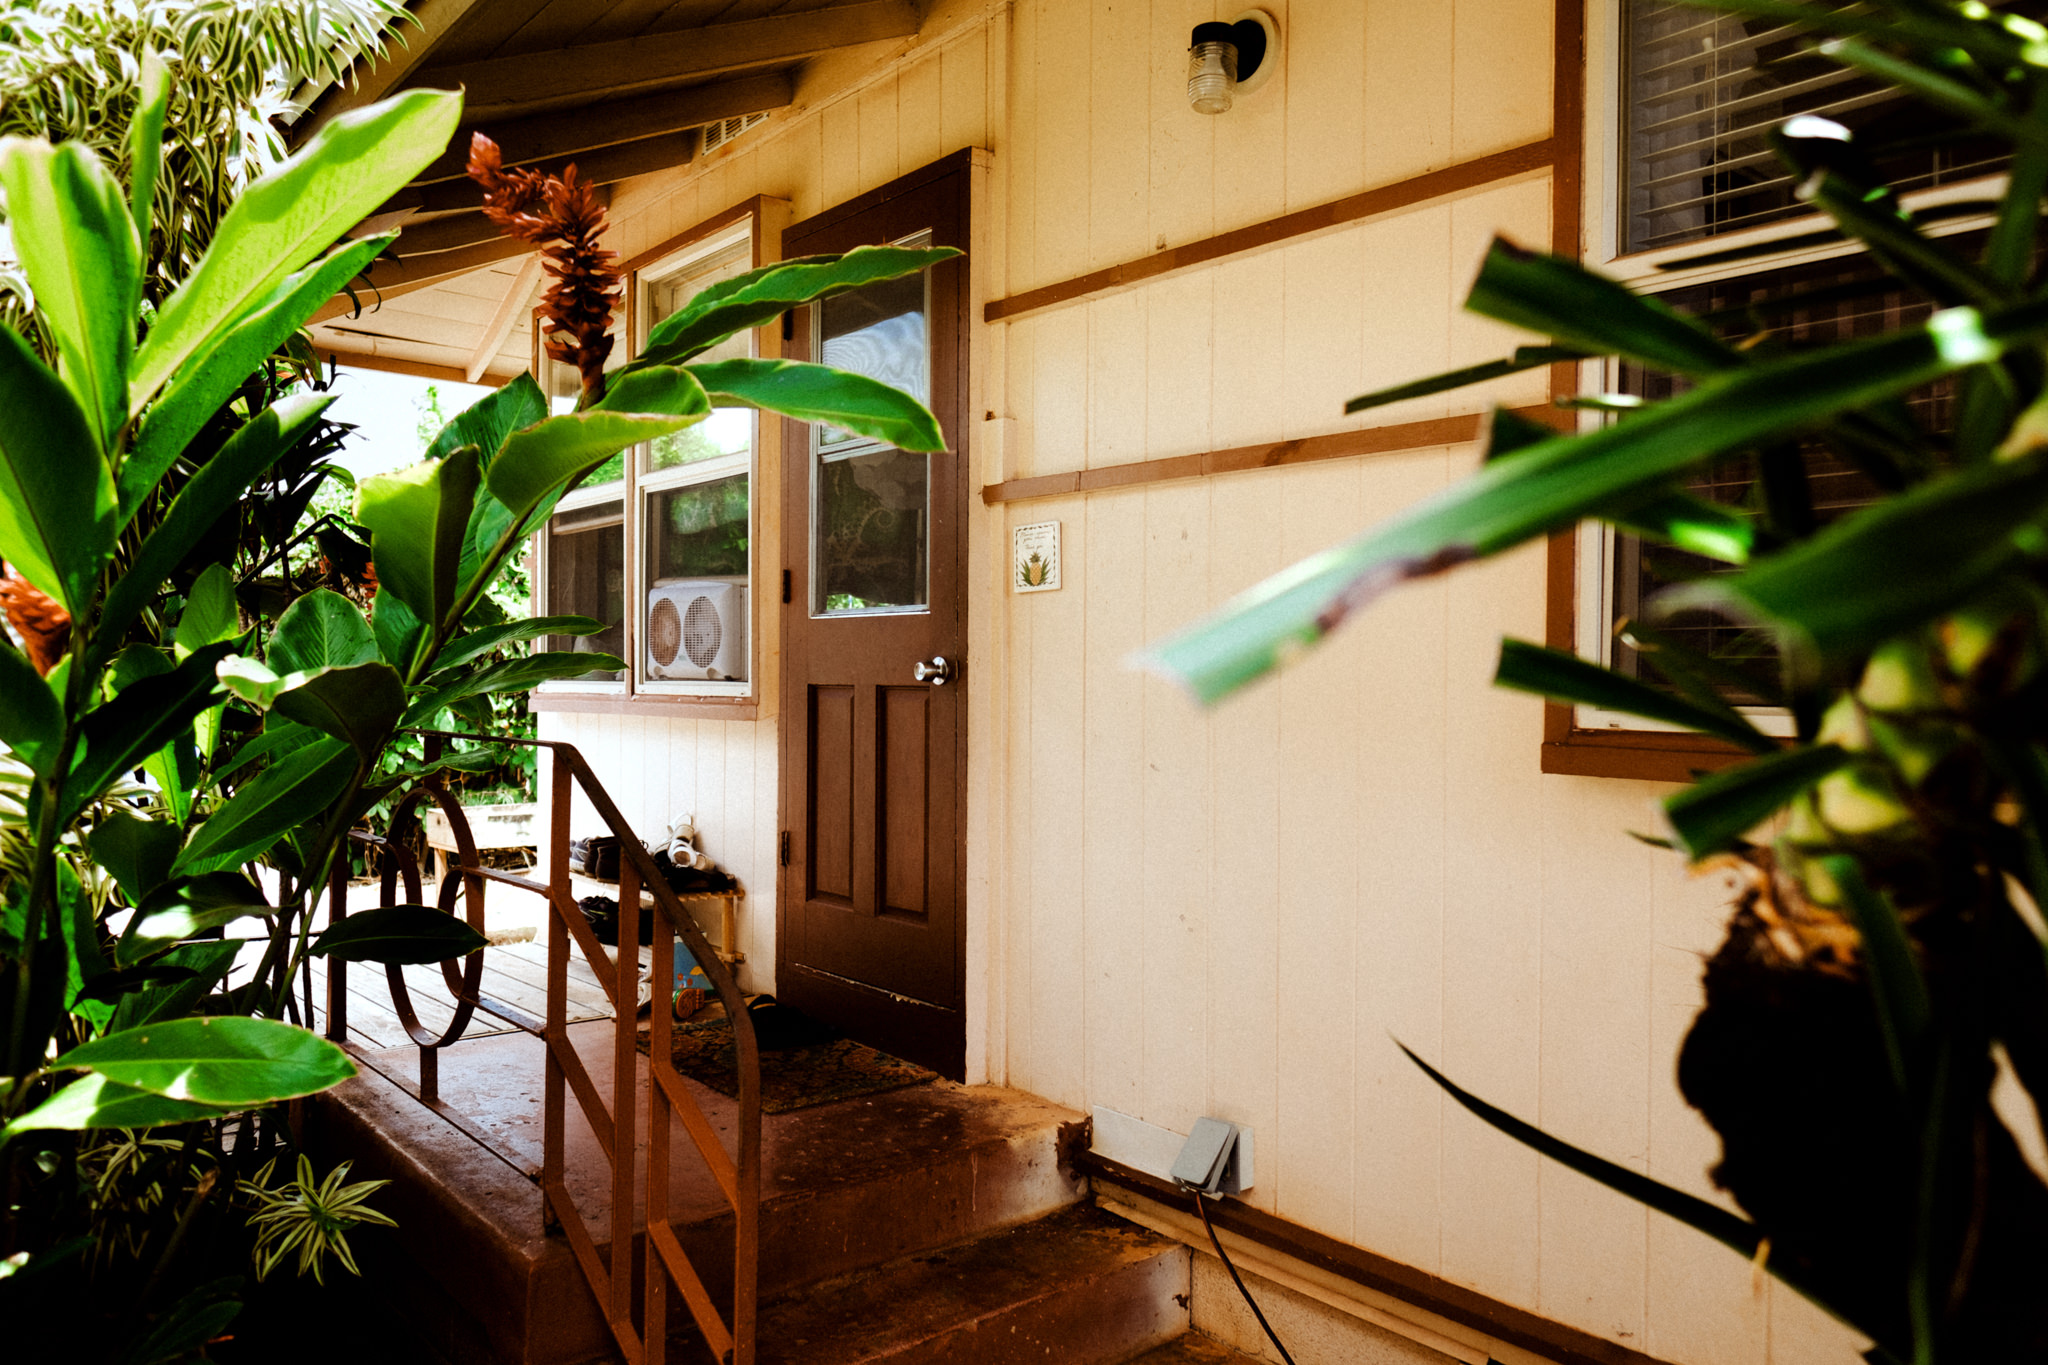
[532,3,1863,1361]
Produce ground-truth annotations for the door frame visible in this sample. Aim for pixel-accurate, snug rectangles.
[776,151,976,1079]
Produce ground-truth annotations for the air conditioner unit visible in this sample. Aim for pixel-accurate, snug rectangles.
[646,578,747,682]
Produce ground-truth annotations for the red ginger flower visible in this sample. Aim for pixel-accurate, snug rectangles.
[0,565,69,676]
[467,133,622,401]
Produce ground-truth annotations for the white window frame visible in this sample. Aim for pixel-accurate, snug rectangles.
[1570,0,2007,739]
[530,200,788,717]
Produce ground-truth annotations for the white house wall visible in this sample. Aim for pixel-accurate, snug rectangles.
[533,2,1860,1361]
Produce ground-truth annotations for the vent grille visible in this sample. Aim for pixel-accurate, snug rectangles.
[648,596,682,667]
[682,595,723,668]
[700,112,770,156]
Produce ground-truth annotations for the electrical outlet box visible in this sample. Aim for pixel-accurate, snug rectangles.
[1091,1107,1255,1195]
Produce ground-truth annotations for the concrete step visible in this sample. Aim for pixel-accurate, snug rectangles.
[739,1204,1189,1365]
[304,1024,1090,1365]
[1127,1331,1267,1364]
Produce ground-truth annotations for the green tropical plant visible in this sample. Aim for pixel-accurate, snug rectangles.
[239,1153,394,1285]
[0,0,410,339]
[0,48,955,1354]
[1143,2,2048,1359]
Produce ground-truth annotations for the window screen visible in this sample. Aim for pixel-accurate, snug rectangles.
[1609,249,1953,693]
[1621,0,2017,253]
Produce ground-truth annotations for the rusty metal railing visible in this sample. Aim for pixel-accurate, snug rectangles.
[318,733,760,1364]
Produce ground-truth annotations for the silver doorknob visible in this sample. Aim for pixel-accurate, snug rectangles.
[912,656,954,685]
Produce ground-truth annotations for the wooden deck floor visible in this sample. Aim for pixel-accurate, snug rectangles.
[302,939,615,1049]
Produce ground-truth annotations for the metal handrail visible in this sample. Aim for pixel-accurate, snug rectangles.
[320,731,759,1365]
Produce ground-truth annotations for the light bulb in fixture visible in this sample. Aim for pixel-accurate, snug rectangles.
[1187,22,1238,115]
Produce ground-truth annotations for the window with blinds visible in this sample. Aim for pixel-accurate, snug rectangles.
[1621,0,2015,253]
[1608,250,1951,695]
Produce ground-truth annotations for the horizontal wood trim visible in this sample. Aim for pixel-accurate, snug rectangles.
[427,0,921,115]
[529,690,760,721]
[1540,730,1747,782]
[980,408,1547,505]
[316,350,497,386]
[984,139,1559,323]
[1083,1154,1679,1365]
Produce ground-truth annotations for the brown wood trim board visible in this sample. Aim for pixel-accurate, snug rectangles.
[1083,1152,1681,1365]
[982,408,1560,505]
[529,691,760,722]
[984,138,1558,324]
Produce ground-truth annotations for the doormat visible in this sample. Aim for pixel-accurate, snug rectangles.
[638,1016,936,1114]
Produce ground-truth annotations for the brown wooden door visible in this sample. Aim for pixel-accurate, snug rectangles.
[779,154,970,1079]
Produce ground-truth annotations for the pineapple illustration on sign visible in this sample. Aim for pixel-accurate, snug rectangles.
[1013,521,1061,593]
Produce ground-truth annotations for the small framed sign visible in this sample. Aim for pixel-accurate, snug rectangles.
[1013,520,1061,594]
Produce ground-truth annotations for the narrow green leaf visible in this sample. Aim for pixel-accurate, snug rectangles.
[61,643,231,827]
[1397,1042,1875,1344]
[311,906,488,965]
[1823,855,1932,1095]
[1619,619,1785,709]
[207,720,322,792]
[0,641,59,779]
[1346,347,1588,416]
[175,564,241,657]
[634,245,961,367]
[1493,640,1775,754]
[1608,491,1756,564]
[3,1074,237,1137]
[0,322,117,611]
[429,615,603,676]
[0,138,137,451]
[100,393,334,654]
[686,358,948,452]
[404,651,625,723]
[1663,449,2048,680]
[128,49,168,243]
[172,737,355,877]
[1464,238,1741,376]
[1137,300,2048,704]
[356,446,481,632]
[107,940,240,1033]
[117,873,270,967]
[1480,404,1562,460]
[487,410,701,524]
[1819,38,2048,151]
[123,236,388,519]
[1664,744,1853,858]
[130,88,462,412]
[1788,167,1999,310]
[56,1017,354,1106]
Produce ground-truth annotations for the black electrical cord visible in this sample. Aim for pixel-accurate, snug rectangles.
[1185,1184,1297,1365]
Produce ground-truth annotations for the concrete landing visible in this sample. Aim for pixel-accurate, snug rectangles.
[304,1022,1088,1364]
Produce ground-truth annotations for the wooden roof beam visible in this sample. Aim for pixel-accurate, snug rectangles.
[467,253,544,383]
[294,0,494,142]
[376,132,692,215]
[428,0,920,114]
[411,72,794,184]
[308,235,534,325]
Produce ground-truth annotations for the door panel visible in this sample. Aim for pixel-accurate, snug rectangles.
[780,153,972,1079]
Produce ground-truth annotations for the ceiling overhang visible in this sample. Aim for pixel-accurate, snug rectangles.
[297,0,926,380]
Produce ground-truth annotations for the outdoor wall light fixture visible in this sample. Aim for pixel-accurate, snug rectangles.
[1187,10,1279,115]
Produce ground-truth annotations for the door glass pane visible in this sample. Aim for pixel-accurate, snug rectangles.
[812,232,932,615]
[814,447,929,613]
[543,499,624,681]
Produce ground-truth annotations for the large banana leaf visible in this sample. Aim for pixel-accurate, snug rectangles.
[122,234,391,519]
[171,737,356,877]
[356,446,481,633]
[51,1017,354,1106]
[0,644,60,780]
[1138,300,2048,704]
[486,409,707,524]
[688,358,949,452]
[0,322,117,612]
[632,245,961,368]
[128,88,461,412]
[59,643,232,827]
[0,138,138,453]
